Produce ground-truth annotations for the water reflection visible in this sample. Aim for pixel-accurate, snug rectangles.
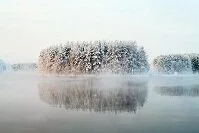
[155,85,199,96]
[38,77,148,113]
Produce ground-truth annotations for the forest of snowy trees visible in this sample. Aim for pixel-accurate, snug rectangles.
[38,41,149,74]
[2,41,199,75]
[11,63,37,71]
[153,54,199,74]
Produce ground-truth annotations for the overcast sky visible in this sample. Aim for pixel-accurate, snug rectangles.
[0,0,199,63]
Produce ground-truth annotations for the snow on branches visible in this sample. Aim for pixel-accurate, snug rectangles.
[38,41,149,74]
[153,54,199,74]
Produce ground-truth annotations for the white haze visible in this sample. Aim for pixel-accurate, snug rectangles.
[0,0,199,63]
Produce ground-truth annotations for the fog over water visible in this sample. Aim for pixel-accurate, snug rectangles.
[0,72,199,133]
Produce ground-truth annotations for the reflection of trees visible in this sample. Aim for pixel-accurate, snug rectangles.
[38,78,148,113]
[155,85,199,96]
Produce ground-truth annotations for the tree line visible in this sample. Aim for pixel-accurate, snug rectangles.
[153,54,199,74]
[38,41,149,74]
[2,41,199,74]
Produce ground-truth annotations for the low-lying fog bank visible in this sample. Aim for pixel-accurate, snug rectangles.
[1,71,199,89]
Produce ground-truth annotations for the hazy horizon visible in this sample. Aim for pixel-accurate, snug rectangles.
[1,0,199,64]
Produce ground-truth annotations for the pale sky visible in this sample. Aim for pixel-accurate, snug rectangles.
[0,0,199,63]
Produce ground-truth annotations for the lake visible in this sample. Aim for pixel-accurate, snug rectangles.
[0,72,199,133]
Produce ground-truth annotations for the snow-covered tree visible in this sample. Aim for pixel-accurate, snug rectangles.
[0,59,7,72]
[187,54,199,73]
[133,46,149,74]
[38,41,149,74]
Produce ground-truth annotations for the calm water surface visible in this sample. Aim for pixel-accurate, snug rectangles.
[0,72,199,133]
